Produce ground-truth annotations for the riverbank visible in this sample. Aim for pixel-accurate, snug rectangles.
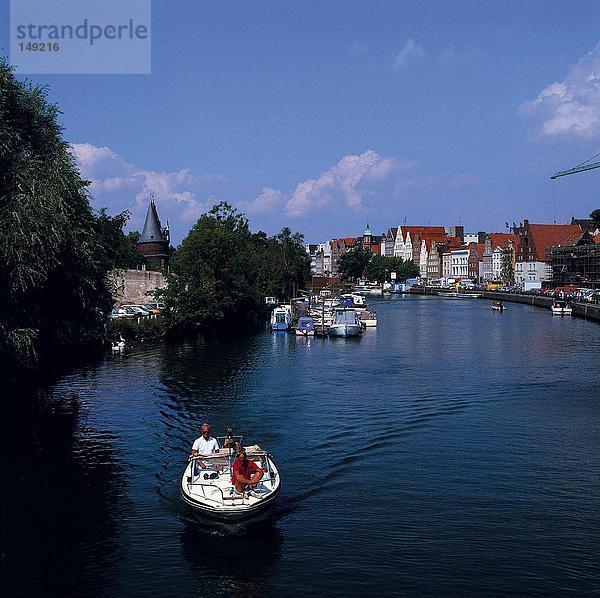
[483,292,600,322]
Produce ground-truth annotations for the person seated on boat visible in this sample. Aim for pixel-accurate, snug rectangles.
[232,448,264,494]
[191,423,220,457]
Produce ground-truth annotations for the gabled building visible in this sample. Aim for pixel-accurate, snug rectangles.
[483,233,520,282]
[514,220,581,285]
[393,225,446,263]
[137,200,170,271]
[468,242,485,282]
[379,227,398,257]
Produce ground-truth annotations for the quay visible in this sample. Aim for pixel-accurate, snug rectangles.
[408,286,600,323]
[482,292,600,322]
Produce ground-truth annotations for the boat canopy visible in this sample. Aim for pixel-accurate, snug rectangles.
[334,310,357,324]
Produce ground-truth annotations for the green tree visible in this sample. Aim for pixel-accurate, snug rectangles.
[364,254,420,282]
[0,59,113,379]
[338,247,372,281]
[158,202,259,332]
[590,209,600,228]
[500,246,515,284]
[93,209,144,270]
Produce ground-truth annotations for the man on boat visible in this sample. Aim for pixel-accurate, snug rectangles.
[232,448,264,493]
[191,423,220,457]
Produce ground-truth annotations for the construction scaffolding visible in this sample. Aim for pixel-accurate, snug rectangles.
[551,242,600,288]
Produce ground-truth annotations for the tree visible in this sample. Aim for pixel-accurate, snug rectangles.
[93,209,144,270]
[338,248,372,281]
[0,59,114,380]
[158,204,310,333]
[590,209,600,229]
[500,246,515,284]
[365,255,420,282]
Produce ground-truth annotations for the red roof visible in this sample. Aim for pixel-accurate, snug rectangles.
[468,242,485,260]
[527,224,581,258]
[399,225,446,242]
[489,233,520,250]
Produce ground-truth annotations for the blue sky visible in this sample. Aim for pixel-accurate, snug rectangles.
[1,0,599,244]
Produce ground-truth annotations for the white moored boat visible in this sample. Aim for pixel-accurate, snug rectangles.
[328,308,363,337]
[181,435,281,522]
[551,300,572,316]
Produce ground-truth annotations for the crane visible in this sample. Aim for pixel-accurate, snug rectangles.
[550,153,600,179]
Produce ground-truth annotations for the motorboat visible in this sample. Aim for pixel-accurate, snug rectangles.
[491,302,506,312]
[353,283,383,296]
[270,305,291,331]
[551,300,572,316]
[328,308,363,337]
[358,309,377,327]
[181,434,281,522]
[295,316,315,336]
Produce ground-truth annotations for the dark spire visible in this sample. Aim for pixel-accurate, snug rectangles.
[138,200,165,243]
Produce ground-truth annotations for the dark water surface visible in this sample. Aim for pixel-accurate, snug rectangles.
[4,296,600,596]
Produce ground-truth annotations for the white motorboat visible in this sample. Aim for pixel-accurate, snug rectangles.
[270,305,291,331]
[329,308,363,337]
[491,302,506,312]
[358,309,377,327]
[551,300,572,316]
[181,435,281,522]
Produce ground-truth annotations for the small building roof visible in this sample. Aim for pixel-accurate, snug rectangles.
[139,200,166,244]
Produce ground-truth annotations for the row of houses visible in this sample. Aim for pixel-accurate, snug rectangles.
[307,219,600,287]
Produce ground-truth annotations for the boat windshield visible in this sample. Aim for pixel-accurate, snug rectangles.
[275,312,287,323]
[335,310,356,324]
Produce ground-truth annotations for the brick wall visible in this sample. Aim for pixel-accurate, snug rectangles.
[108,269,167,305]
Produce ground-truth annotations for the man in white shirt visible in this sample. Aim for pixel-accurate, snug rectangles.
[191,423,220,457]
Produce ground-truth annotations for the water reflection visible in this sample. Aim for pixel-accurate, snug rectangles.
[180,519,283,597]
[3,387,126,597]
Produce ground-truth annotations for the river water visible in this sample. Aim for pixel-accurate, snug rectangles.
[4,296,600,596]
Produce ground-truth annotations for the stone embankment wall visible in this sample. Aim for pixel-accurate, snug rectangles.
[107,269,167,305]
[482,292,600,322]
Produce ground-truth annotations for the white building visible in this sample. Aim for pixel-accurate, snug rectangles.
[450,248,469,278]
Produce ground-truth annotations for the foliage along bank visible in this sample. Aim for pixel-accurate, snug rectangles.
[156,203,311,335]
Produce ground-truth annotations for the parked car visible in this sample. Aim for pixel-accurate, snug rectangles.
[111,307,135,319]
[144,303,165,313]
[122,305,151,316]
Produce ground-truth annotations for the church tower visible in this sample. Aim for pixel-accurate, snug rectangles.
[136,199,169,271]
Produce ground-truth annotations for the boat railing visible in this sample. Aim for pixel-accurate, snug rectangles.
[186,452,276,505]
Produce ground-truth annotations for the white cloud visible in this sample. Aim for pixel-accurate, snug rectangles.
[243,187,286,212]
[520,42,600,138]
[394,39,425,70]
[70,143,219,228]
[284,150,417,216]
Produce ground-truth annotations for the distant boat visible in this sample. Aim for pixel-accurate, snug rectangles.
[551,300,572,316]
[491,302,506,312]
[353,283,382,296]
[438,292,481,299]
[296,316,315,336]
[329,308,363,337]
[270,305,291,331]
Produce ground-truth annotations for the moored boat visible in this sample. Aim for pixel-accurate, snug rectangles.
[295,316,315,336]
[551,300,572,316]
[181,435,281,522]
[358,309,377,327]
[328,308,363,337]
[270,305,291,331]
